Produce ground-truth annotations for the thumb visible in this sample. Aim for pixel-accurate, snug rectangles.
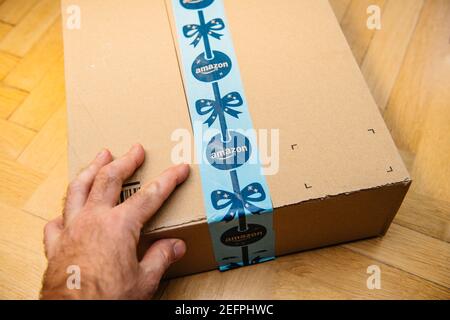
[139,239,186,285]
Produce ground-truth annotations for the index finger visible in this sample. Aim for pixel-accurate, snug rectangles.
[117,164,190,226]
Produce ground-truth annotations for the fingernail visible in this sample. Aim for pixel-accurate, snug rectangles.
[173,240,186,260]
[96,149,108,159]
[130,144,142,152]
[175,163,187,170]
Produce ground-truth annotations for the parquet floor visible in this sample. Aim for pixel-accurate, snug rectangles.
[0,0,449,300]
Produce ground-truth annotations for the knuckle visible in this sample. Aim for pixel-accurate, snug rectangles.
[43,222,52,235]
[87,190,104,204]
[68,227,84,242]
[147,180,163,198]
[99,165,114,179]
[68,179,84,194]
[98,165,120,185]
[67,215,93,240]
[157,245,173,268]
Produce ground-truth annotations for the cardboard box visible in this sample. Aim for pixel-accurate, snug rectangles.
[62,0,411,278]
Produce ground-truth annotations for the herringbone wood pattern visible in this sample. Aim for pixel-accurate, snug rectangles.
[0,0,448,299]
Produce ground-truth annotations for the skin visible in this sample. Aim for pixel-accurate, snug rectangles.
[40,144,190,299]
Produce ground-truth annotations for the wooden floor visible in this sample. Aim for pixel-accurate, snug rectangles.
[0,0,448,300]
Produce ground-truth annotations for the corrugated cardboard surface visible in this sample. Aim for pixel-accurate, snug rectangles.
[62,0,411,277]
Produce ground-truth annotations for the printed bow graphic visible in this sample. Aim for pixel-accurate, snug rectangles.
[220,256,268,271]
[196,92,243,127]
[183,18,225,47]
[211,183,266,222]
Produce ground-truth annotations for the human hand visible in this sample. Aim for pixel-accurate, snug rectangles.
[40,144,190,299]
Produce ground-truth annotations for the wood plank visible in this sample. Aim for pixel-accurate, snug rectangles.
[4,17,63,91]
[0,202,46,299]
[384,0,450,152]
[361,0,423,111]
[0,84,27,119]
[411,72,450,200]
[0,118,35,159]
[162,246,450,300]
[17,105,67,174]
[0,156,44,207]
[0,50,18,80]
[9,55,65,130]
[394,191,450,242]
[345,224,450,288]
[0,0,60,57]
[340,0,386,65]
[0,0,39,25]
[23,153,68,221]
[0,21,12,40]
[329,0,351,22]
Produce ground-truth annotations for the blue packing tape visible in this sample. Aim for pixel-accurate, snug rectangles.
[171,0,275,271]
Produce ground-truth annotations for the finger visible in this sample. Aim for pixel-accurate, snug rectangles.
[64,149,112,224]
[87,144,145,208]
[43,216,64,259]
[139,239,186,285]
[118,164,190,226]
